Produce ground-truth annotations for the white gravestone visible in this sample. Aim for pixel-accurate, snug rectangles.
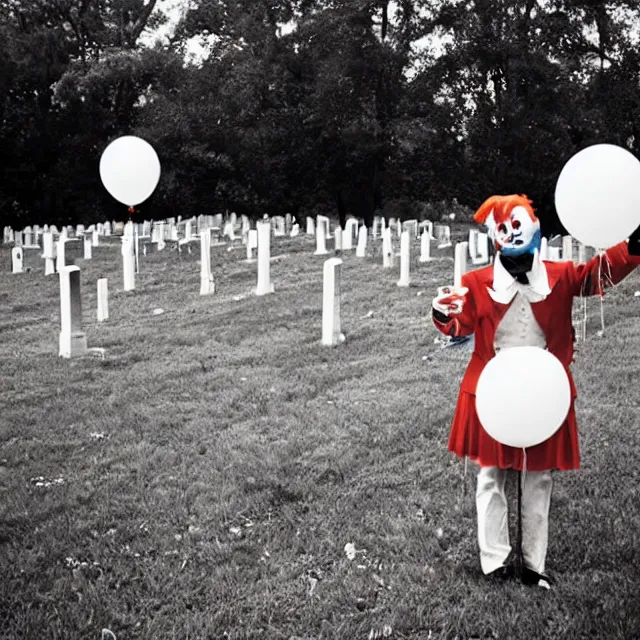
[562,235,574,262]
[14,231,22,247]
[290,224,300,237]
[356,225,367,258]
[454,241,469,288]
[92,230,99,247]
[403,219,419,238]
[200,230,215,295]
[322,258,345,346]
[540,237,549,260]
[11,247,24,273]
[476,232,489,264]
[315,218,329,255]
[23,227,33,246]
[419,230,432,263]
[56,239,66,272]
[396,219,402,238]
[397,231,411,287]
[548,247,561,261]
[334,226,342,251]
[97,278,109,322]
[121,236,135,291]
[468,229,478,261]
[344,219,358,250]
[372,217,380,238]
[256,221,274,296]
[578,243,587,263]
[436,225,452,248]
[317,215,331,239]
[306,217,315,235]
[59,266,87,358]
[382,228,394,268]
[104,222,111,236]
[83,235,92,260]
[246,229,258,262]
[42,232,56,275]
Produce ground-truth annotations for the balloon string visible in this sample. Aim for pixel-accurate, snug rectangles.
[522,449,527,487]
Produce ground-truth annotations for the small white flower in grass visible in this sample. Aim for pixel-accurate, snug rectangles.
[240,377,247,381]
[90,432,109,440]
[436,527,444,539]
[417,291,423,296]
[152,308,164,315]
[360,310,373,319]
[230,526,242,536]
[344,542,357,560]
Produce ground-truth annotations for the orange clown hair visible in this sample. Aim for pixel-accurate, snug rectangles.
[473,194,537,225]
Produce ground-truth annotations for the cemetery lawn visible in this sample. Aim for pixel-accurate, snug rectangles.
[1,234,640,640]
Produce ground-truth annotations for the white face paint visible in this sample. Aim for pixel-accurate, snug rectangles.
[488,206,540,254]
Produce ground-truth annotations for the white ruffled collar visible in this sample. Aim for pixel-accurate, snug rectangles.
[487,249,551,304]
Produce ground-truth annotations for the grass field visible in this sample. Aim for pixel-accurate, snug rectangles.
[1,228,640,640]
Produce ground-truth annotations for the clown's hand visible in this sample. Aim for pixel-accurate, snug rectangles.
[432,286,469,317]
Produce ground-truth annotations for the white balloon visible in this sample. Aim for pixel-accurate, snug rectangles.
[475,347,571,449]
[555,143,640,249]
[99,136,161,207]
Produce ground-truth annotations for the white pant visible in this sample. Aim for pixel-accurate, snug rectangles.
[476,466,553,575]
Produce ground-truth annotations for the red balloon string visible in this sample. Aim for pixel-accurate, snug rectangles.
[128,206,135,214]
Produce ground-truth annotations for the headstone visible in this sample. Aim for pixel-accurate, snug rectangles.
[92,230,99,247]
[419,230,432,263]
[548,247,561,261]
[322,258,344,346]
[344,219,358,250]
[476,232,489,264]
[436,224,452,248]
[11,247,23,273]
[56,239,66,272]
[290,224,300,237]
[23,226,33,246]
[184,219,193,242]
[274,216,286,237]
[255,221,274,296]
[83,235,92,260]
[42,232,56,276]
[334,226,342,251]
[315,218,329,255]
[562,235,574,262]
[454,241,468,288]
[285,213,292,233]
[104,221,112,236]
[540,237,549,260]
[318,215,331,239]
[397,230,410,287]
[134,229,140,274]
[468,229,478,261]
[247,229,258,262]
[14,230,22,247]
[372,217,380,238]
[396,219,402,238]
[578,243,587,263]
[121,236,135,291]
[404,219,419,238]
[58,266,87,358]
[200,230,215,295]
[382,228,394,268]
[306,217,315,235]
[97,278,109,322]
[355,225,367,258]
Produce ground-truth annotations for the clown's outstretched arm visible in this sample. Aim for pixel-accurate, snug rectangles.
[571,225,640,297]
[432,273,477,338]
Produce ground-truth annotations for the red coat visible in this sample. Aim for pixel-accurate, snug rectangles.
[433,241,640,471]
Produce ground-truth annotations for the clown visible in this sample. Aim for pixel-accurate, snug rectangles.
[432,194,640,588]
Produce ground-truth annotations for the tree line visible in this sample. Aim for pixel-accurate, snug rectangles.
[2,0,639,235]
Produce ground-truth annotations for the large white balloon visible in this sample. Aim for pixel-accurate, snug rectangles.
[555,144,640,249]
[99,136,161,207]
[475,347,571,449]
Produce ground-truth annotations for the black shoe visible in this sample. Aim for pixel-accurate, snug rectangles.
[521,565,554,589]
[485,563,515,581]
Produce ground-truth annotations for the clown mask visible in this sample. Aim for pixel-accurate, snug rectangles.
[473,194,541,256]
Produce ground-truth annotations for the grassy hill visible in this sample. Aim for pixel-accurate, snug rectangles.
[1,230,639,640]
